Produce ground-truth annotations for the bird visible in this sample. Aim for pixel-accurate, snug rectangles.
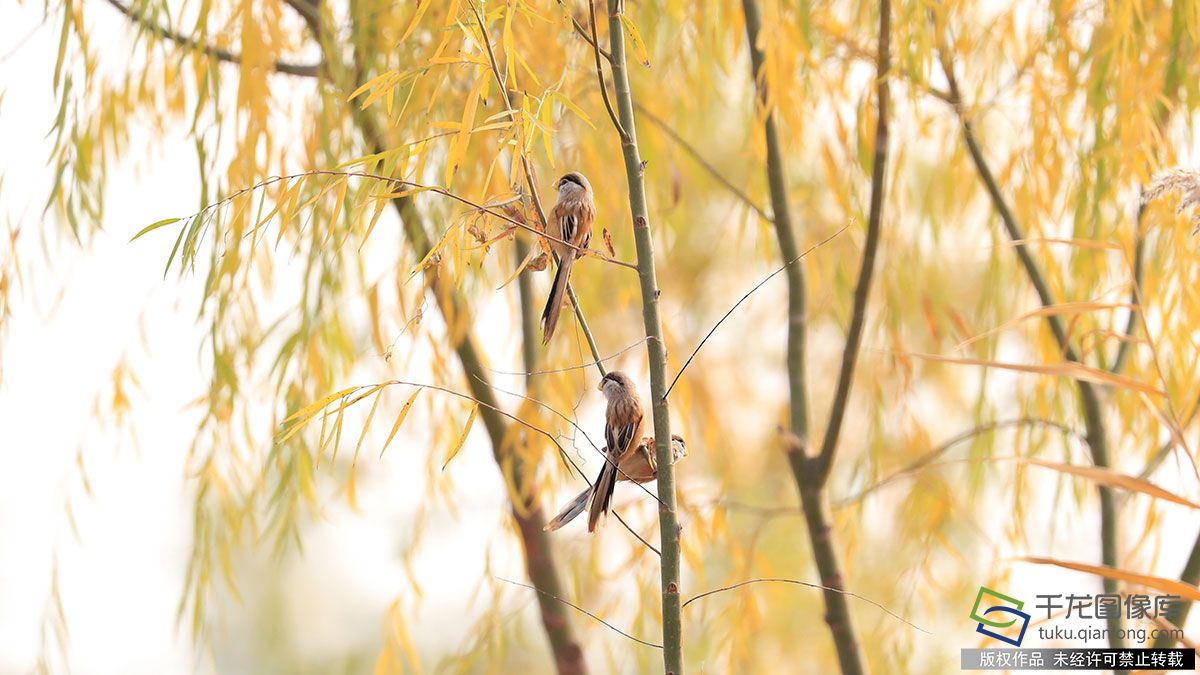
[544,435,687,532]
[587,370,645,532]
[541,171,595,344]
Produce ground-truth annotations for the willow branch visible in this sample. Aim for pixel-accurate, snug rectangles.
[937,35,1121,650]
[603,1,682,671]
[283,3,589,670]
[557,0,612,61]
[470,1,608,376]
[682,578,927,634]
[814,3,890,485]
[102,0,320,77]
[495,577,662,649]
[587,1,628,142]
[633,102,771,222]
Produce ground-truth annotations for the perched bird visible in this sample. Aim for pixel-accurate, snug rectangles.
[544,435,687,532]
[541,171,595,344]
[587,371,645,532]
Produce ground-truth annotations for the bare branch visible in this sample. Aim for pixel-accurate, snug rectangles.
[682,578,929,634]
[663,226,848,400]
[814,2,891,483]
[102,0,321,77]
[633,102,771,222]
[587,0,628,142]
[495,577,663,649]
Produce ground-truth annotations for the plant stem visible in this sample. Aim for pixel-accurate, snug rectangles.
[741,0,869,671]
[602,1,682,671]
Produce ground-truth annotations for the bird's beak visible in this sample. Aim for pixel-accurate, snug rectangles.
[595,380,604,392]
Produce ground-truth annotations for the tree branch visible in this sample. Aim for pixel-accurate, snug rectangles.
[633,102,772,222]
[937,35,1122,651]
[602,1,683,671]
[814,0,890,484]
[102,0,320,77]
[470,1,609,376]
[740,0,867,671]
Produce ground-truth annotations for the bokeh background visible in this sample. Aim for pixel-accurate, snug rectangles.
[3,0,1200,673]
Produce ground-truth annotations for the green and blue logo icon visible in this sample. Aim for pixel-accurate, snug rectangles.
[970,586,1031,647]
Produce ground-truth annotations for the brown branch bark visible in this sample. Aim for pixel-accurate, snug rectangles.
[102,0,320,77]
[739,0,874,671]
[814,0,890,484]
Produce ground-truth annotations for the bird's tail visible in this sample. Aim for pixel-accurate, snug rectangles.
[540,251,576,344]
[586,461,618,533]
[543,487,593,531]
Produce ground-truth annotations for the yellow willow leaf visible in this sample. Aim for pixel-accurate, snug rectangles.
[909,353,1165,397]
[399,1,432,43]
[956,302,1138,350]
[323,178,348,246]
[1018,458,1200,509]
[619,14,652,67]
[1022,558,1200,601]
[348,69,398,102]
[539,100,555,167]
[360,73,403,111]
[352,387,384,468]
[323,384,387,420]
[441,406,478,471]
[380,390,421,458]
[277,385,362,439]
[445,76,484,185]
[548,91,595,128]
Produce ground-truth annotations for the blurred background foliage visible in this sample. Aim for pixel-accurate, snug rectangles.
[9,0,1200,672]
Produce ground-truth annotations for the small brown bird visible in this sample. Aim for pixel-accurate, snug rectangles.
[587,371,645,532]
[544,435,687,532]
[541,172,595,344]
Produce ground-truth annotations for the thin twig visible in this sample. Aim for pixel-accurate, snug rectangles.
[482,376,667,507]
[682,578,929,634]
[495,577,663,648]
[837,417,1082,506]
[556,0,612,62]
[612,510,661,556]
[486,337,648,376]
[634,102,771,222]
[166,170,637,270]
[280,379,593,483]
[102,0,321,77]
[662,225,848,400]
[469,1,610,376]
[587,0,628,142]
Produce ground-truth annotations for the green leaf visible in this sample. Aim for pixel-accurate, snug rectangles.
[130,217,181,243]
